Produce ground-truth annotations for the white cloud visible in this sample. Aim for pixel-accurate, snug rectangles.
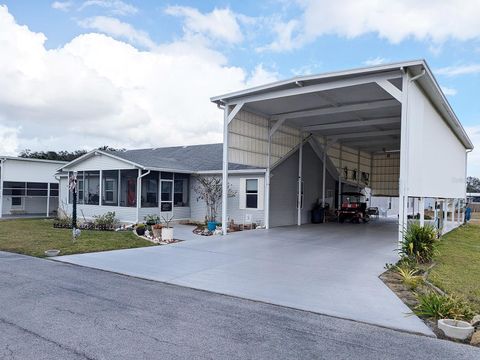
[79,0,138,16]
[466,126,480,177]
[440,86,458,96]
[0,124,20,155]
[165,6,243,44]
[363,57,389,66]
[245,64,278,87]
[51,1,73,11]
[0,5,264,155]
[257,19,299,52]
[436,63,480,77]
[263,0,480,51]
[78,16,155,49]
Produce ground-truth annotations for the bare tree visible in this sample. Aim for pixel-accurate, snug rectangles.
[192,176,236,222]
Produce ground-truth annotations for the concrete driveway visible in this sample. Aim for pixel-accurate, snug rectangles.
[56,219,434,336]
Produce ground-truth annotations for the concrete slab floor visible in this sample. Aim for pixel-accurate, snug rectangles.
[56,218,435,336]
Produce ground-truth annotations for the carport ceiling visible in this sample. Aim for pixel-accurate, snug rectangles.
[245,81,402,153]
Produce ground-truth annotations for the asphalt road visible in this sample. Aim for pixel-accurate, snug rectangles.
[0,251,478,360]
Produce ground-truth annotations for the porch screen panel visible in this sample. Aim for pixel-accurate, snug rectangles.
[103,170,119,206]
[120,170,137,207]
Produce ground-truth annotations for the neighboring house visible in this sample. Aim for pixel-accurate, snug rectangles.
[0,157,67,218]
[467,193,480,203]
[56,144,271,225]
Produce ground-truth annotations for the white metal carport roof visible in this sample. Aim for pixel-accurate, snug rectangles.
[212,59,473,241]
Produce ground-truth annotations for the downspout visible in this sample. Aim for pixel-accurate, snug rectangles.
[136,169,150,223]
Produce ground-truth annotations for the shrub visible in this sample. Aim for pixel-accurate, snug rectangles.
[414,292,475,321]
[400,223,437,263]
[93,212,119,229]
[144,214,160,225]
[395,265,423,290]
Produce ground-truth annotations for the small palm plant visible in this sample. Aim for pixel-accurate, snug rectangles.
[395,265,422,290]
[400,223,437,263]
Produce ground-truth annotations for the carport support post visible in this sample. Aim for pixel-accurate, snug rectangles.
[322,141,327,207]
[419,197,425,227]
[450,199,455,223]
[398,70,409,248]
[222,105,229,235]
[265,126,271,229]
[297,133,303,226]
[457,199,461,225]
[46,183,50,217]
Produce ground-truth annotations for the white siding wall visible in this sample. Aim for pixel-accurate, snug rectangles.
[270,143,335,227]
[190,174,266,226]
[325,142,372,188]
[2,159,63,182]
[63,203,138,223]
[66,154,136,171]
[405,81,467,198]
[229,110,300,168]
[370,153,400,196]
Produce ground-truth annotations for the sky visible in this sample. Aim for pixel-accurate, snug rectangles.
[0,0,479,175]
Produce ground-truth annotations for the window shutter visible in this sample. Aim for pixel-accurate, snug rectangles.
[239,178,246,209]
[257,176,264,210]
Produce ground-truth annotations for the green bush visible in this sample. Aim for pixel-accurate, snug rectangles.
[93,212,119,228]
[400,223,437,263]
[414,292,475,321]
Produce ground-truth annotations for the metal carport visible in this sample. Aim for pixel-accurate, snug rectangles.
[211,60,473,244]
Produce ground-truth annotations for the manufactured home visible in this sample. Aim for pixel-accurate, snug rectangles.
[0,157,66,218]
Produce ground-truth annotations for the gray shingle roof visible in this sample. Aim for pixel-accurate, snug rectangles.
[107,143,261,172]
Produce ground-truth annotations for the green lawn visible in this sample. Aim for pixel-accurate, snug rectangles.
[0,218,154,257]
[428,224,480,313]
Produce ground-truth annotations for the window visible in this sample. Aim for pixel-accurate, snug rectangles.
[174,173,189,207]
[246,179,258,209]
[102,170,118,206]
[239,177,264,210]
[12,197,22,206]
[141,171,158,208]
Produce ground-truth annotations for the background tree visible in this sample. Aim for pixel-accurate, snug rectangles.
[19,146,125,162]
[467,176,480,192]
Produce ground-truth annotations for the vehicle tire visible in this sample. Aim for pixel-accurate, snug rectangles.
[339,216,345,223]
[363,215,370,223]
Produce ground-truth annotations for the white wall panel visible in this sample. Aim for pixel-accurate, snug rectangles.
[406,81,467,198]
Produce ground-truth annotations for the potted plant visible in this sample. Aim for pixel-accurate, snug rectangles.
[192,175,236,233]
[152,223,163,239]
[136,223,146,236]
[161,215,174,242]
